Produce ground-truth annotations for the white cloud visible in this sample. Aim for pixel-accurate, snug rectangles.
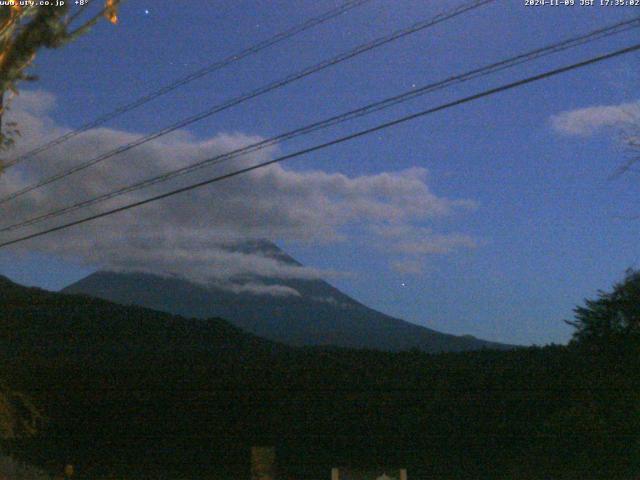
[390,259,424,275]
[216,281,302,297]
[0,90,478,294]
[550,100,640,137]
[372,225,477,275]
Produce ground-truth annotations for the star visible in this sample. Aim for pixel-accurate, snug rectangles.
[401,282,406,287]
[144,9,150,15]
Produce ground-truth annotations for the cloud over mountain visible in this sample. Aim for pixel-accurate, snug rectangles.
[1,90,477,294]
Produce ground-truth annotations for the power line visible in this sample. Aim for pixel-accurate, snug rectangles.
[0,0,373,170]
[1,42,637,250]
[2,18,637,233]
[0,0,495,205]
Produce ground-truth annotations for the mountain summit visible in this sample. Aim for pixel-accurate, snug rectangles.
[63,241,510,352]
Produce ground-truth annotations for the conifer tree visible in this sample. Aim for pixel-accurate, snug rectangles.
[567,269,640,347]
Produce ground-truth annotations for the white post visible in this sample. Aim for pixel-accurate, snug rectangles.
[331,467,339,480]
[399,469,407,480]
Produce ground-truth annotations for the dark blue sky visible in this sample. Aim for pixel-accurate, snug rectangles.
[1,0,638,345]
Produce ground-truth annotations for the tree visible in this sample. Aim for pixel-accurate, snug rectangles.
[566,269,640,347]
[0,0,120,153]
[610,108,640,179]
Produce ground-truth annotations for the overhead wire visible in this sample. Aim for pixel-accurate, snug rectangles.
[1,17,637,233]
[1,42,638,249]
[0,0,374,170]
[0,0,495,205]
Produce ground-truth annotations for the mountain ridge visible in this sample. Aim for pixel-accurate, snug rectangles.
[62,242,512,352]
[1,273,283,363]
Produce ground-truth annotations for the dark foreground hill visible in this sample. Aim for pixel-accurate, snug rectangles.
[1,273,280,359]
[63,241,511,353]
[1,276,638,479]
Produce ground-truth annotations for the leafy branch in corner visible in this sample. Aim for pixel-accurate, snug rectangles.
[0,0,121,166]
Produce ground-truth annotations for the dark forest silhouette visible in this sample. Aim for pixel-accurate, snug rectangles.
[1,271,639,479]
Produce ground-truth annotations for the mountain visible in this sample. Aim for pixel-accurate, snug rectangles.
[63,240,511,352]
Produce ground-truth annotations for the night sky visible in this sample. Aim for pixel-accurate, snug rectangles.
[0,0,638,345]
